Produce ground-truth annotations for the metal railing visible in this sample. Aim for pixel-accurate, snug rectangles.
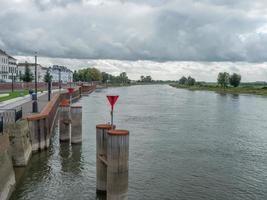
[0,107,23,124]
[0,107,23,134]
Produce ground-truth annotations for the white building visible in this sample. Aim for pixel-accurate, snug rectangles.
[50,65,73,83]
[17,62,48,82]
[0,49,17,82]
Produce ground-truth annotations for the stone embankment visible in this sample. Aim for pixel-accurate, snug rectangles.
[0,84,96,200]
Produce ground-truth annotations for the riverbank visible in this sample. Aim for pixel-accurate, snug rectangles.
[170,83,267,96]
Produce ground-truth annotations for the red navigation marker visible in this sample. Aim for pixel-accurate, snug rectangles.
[107,95,119,111]
[67,87,74,94]
[107,95,119,127]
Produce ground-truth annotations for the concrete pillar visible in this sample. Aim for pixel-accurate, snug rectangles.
[4,119,32,166]
[71,106,82,144]
[28,118,47,152]
[107,129,129,200]
[59,104,71,142]
[96,124,113,194]
[0,134,16,200]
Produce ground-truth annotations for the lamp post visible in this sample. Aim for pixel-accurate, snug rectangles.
[32,52,38,113]
[58,68,61,91]
[35,52,37,94]
[11,72,14,93]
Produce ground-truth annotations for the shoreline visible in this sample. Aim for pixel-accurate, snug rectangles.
[170,84,267,96]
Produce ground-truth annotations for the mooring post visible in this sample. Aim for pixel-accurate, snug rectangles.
[96,124,114,194]
[107,129,129,200]
[59,100,71,142]
[71,105,82,144]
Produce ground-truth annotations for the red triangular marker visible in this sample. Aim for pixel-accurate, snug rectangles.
[107,95,119,111]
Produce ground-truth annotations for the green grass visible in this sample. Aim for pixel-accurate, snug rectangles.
[170,83,267,96]
[0,90,30,102]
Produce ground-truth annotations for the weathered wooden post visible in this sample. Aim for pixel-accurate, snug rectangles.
[96,124,113,194]
[59,99,71,142]
[107,129,129,200]
[71,105,82,144]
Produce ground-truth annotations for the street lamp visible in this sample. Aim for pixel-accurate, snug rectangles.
[58,67,61,91]
[35,52,37,94]
[11,71,14,92]
[32,52,38,113]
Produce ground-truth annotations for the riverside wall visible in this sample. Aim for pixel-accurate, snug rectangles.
[0,134,16,200]
[0,84,96,200]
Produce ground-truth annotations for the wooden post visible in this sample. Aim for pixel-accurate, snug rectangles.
[71,105,82,144]
[96,124,113,194]
[107,129,129,200]
[59,100,71,142]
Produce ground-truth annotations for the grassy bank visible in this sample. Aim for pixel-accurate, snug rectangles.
[170,83,267,96]
[0,90,30,102]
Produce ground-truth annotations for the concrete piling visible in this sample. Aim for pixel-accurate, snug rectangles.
[96,124,113,194]
[107,129,129,200]
[59,101,71,142]
[71,106,82,144]
[4,119,32,166]
[0,134,16,200]
[28,118,47,152]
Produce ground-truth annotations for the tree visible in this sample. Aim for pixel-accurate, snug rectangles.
[119,72,129,84]
[187,76,196,86]
[217,72,230,88]
[101,72,110,83]
[179,76,187,84]
[140,75,152,82]
[229,73,241,87]
[22,62,34,83]
[89,68,102,81]
[73,70,79,82]
[43,69,53,83]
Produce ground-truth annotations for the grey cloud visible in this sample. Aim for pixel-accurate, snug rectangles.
[1,0,267,62]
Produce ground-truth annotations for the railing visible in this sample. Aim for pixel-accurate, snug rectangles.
[0,107,23,124]
[26,85,96,150]
[26,87,83,139]
[0,107,23,134]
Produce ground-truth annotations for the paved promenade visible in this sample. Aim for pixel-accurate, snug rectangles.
[0,90,63,118]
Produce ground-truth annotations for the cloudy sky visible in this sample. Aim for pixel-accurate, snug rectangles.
[1,0,267,81]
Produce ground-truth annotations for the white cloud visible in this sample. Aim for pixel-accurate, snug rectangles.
[15,56,267,82]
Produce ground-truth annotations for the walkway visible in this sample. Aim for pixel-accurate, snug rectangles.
[0,90,63,118]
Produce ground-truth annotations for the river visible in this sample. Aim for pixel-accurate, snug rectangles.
[11,85,267,200]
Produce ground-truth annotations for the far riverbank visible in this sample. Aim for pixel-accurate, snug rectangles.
[170,83,267,96]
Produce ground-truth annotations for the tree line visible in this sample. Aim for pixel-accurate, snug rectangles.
[73,68,131,84]
[178,76,196,86]
[217,72,241,88]
[178,72,242,88]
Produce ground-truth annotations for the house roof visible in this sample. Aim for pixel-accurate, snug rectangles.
[0,49,9,56]
[0,49,17,61]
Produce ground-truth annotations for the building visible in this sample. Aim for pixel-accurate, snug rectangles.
[17,63,73,83]
[17,62,48,82]
[50,65,73,83]
[0,49,17,82]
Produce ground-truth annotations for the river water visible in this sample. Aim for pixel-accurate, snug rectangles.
[11,85,267,200]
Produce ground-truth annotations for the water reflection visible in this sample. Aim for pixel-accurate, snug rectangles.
[59,143,83,174]
[96,193,106,200]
